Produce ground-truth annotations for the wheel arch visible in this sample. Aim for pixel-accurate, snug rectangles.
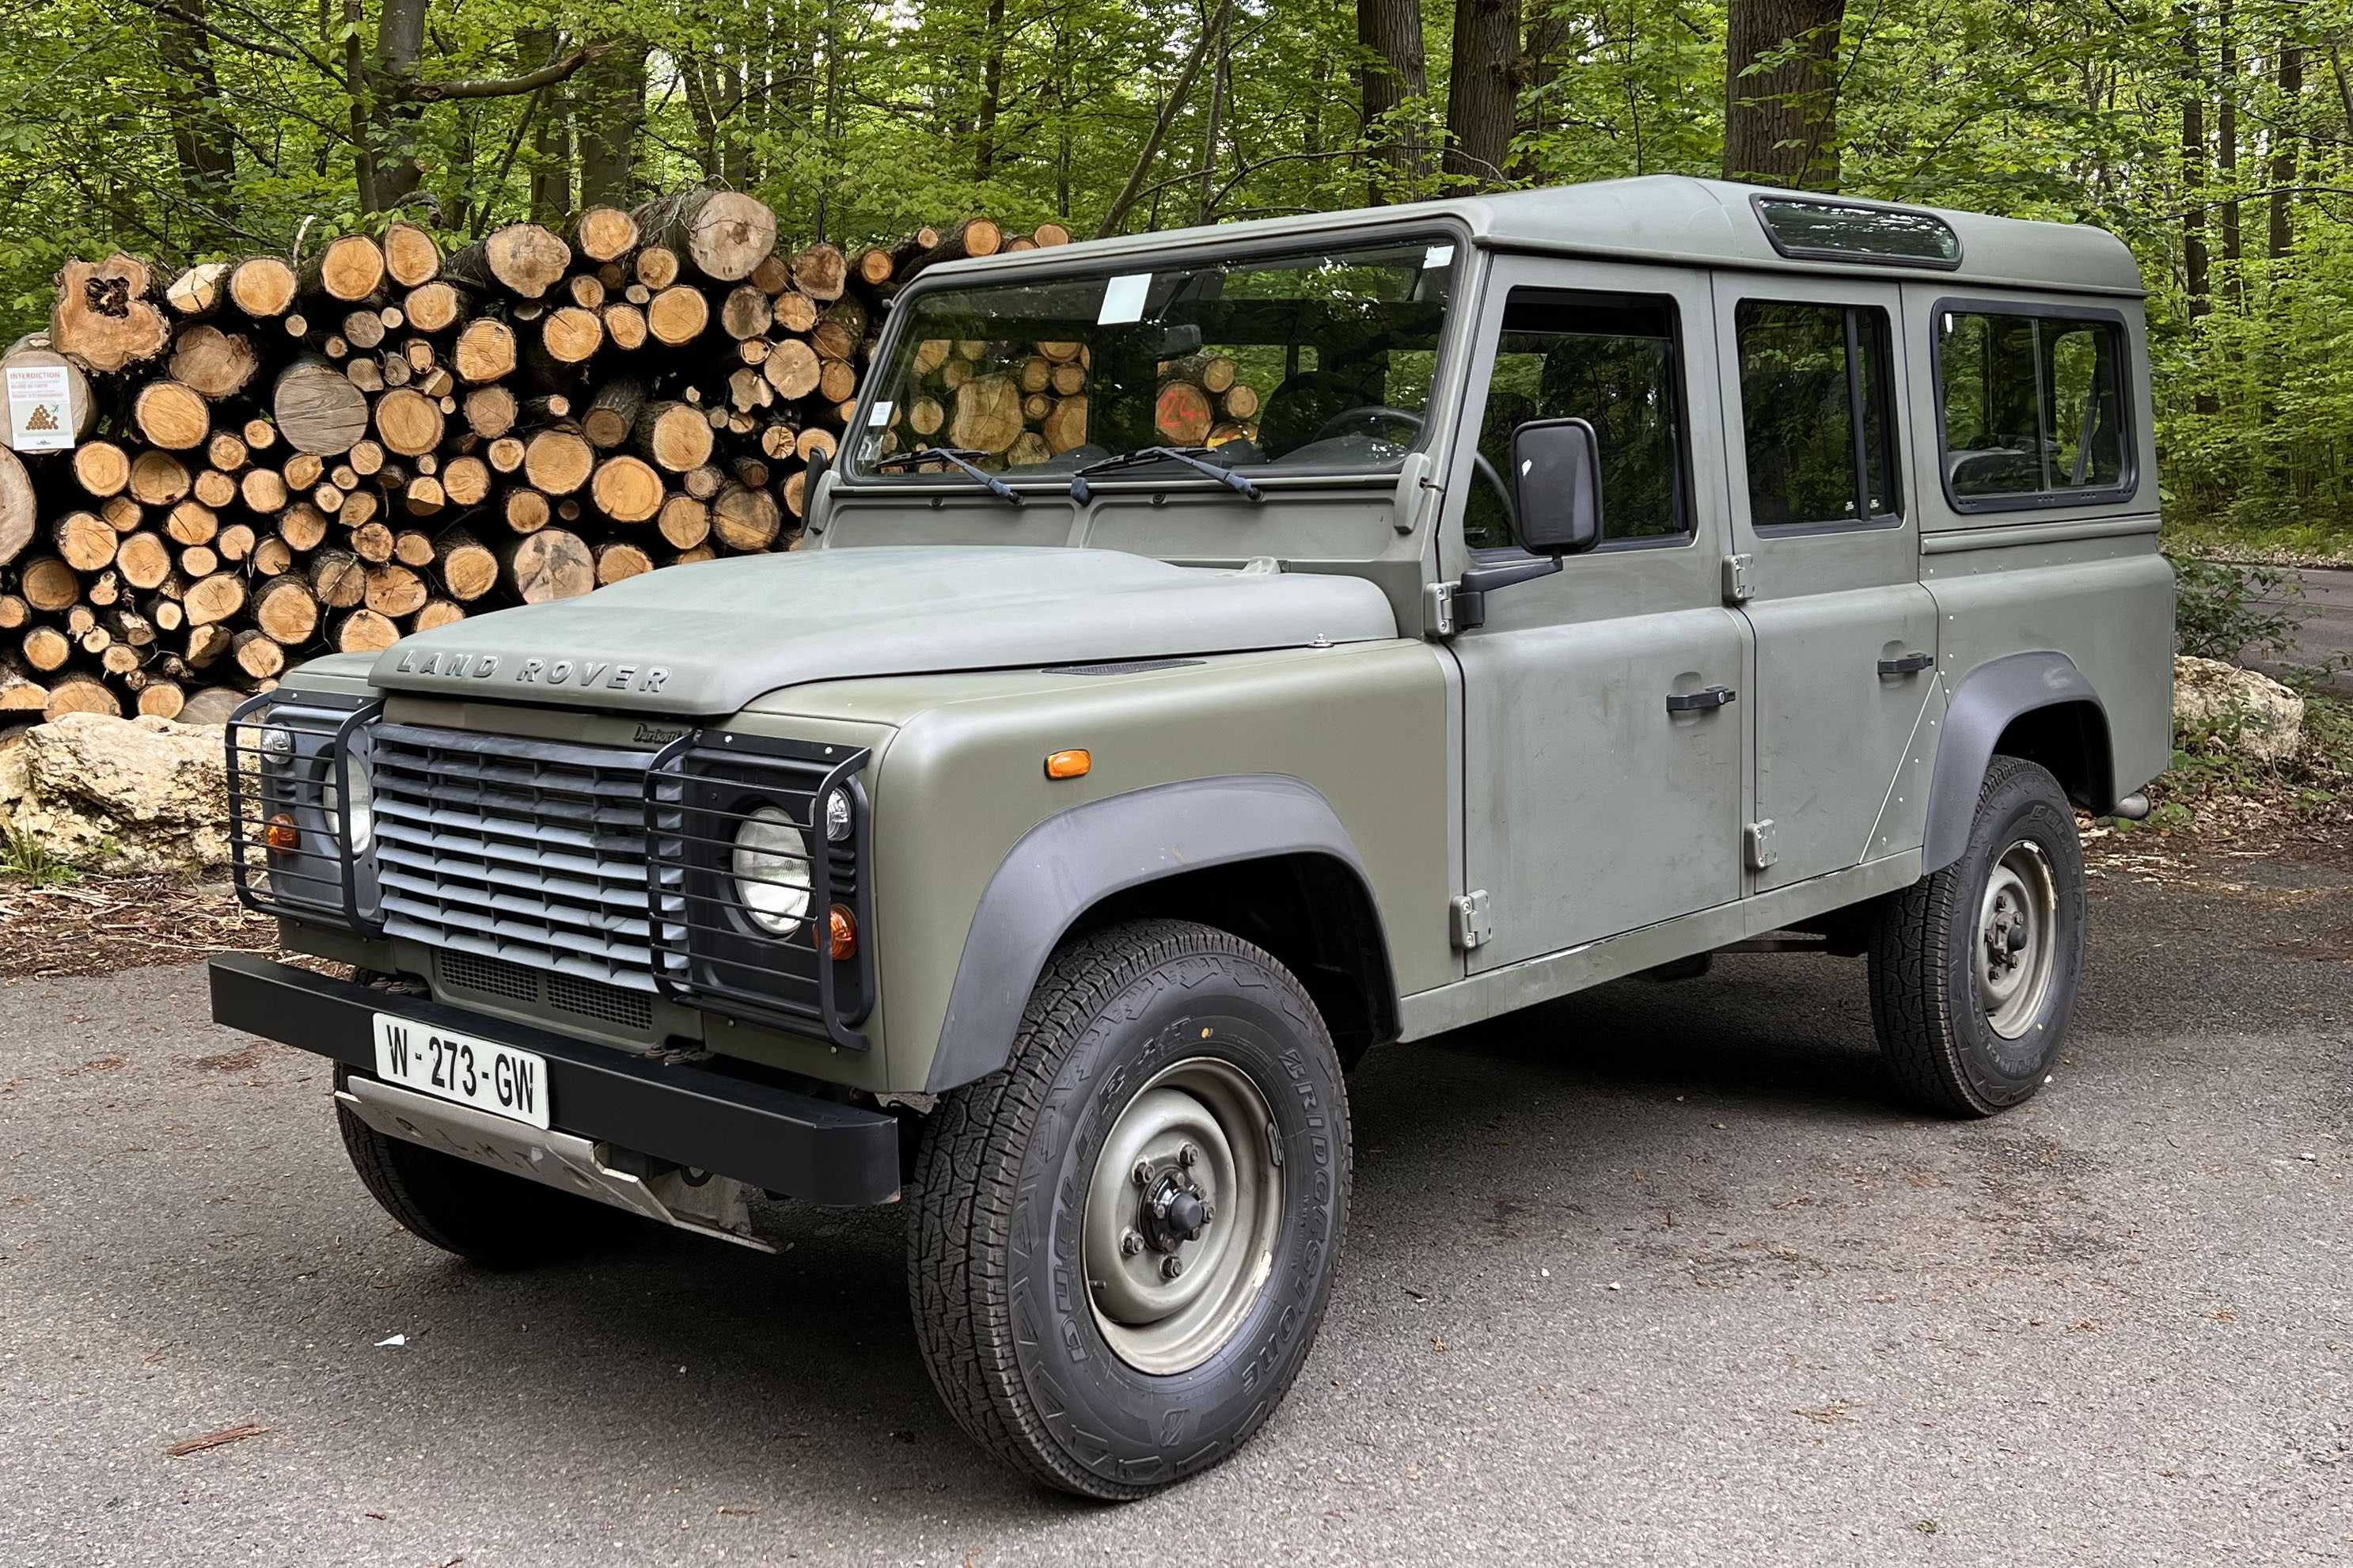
[1924,651,2117,875]
[922,775,1400,1092]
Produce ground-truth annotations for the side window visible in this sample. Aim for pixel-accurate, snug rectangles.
[1938,309,2128,500]
[1463,290,1689,552]
[1733,300,1899,528]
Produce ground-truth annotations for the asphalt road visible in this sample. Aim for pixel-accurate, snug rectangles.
[2250,566,2353,691]
[3,845,2349,1566]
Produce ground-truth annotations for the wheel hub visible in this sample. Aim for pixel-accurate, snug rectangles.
[1081,1056,1283,1376]
[1976,841,2059,1039]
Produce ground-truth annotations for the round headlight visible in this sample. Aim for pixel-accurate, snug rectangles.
[823,788,853,844]
[321,756,374,856]
[732,806,812,936]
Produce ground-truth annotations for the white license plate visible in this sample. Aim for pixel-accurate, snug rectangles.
[372,1014,552,1130]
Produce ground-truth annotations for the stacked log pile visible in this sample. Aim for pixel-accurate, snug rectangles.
[0,194,1065,723]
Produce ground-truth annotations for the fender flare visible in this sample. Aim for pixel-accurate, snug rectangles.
[1923,651,2112,874]
[922,774,1395,1093]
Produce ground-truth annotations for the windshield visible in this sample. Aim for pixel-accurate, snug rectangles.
[849,237,1458,481]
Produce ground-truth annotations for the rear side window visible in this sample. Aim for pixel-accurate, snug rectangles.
[1937,308,2130,503]
[1733,300,1899,529]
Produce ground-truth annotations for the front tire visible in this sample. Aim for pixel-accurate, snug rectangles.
[336,1067,627,1268]
[909,920,1351,1498]
[1867,756,2088,1116]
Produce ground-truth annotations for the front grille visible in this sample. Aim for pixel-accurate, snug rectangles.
[437,947,656,1032]
[372,724,657,991]
[440,947,538,1001]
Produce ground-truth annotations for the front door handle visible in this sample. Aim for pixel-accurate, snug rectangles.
[1666,685,1737,713]
[1877,651,1934,677]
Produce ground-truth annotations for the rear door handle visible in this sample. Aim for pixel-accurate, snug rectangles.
[1665,685,1737,713]
[1877,652,1934,677]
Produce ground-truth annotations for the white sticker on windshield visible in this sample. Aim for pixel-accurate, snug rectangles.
[1423,245,1455,270]
[867,400,893,427]
[1098,273,1152,325]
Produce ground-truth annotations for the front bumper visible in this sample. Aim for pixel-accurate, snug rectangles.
[207,955,901,1206]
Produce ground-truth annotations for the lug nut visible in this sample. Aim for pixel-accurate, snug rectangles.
[1202,1203,1215,1224]
[1178,1142,1200,1169]
[1132,1159,1152,1187]
[1162,1255,1186,1281]
[1120,1229,1144,1257]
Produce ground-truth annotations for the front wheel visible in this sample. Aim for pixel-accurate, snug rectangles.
[909,921,1351,1498]
[1866,756,2088,1116]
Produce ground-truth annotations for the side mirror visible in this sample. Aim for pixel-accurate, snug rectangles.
[1510,418,1603,556]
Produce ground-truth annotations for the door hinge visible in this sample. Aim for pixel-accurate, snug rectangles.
[1451,890,1492,950]
[1424,580,1459,640]
[1744,820,1778,871]
[1721,552,1754,604]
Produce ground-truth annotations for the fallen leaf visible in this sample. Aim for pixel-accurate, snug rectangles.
[164,1422,270,1457]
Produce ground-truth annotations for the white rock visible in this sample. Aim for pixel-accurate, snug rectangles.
[2173,655,2304,763]
[0,712,230,871]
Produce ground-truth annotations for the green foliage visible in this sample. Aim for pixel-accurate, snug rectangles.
[1,825,76,887]
[2169,554,2312,664]
[0,0,2344,546]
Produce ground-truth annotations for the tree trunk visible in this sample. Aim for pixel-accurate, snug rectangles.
[976,0,1010,181]
[1722,0,1845,190]
[1194,5,1232,222]
[2271,44,2302,259]
[578,38,650,206]
[156,0,238,245]
[1445,0,1520,189]
[370,0,431,211]
[519,28,574,222]
[2218,1,2241,308]
[1357,0,1433,196]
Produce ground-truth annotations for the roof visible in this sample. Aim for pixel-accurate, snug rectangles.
[928,175,2146,298]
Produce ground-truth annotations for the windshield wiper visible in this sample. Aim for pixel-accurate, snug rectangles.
[874,446,1023,507]
[1069,446,1262,503]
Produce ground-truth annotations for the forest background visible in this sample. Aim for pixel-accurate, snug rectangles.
[0,0,2340,537]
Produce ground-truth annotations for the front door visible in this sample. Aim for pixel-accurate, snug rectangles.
[1448,256,1748,973]
[1714,275,1941,890]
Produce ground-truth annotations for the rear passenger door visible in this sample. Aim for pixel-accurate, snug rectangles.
[1717,276,1941,890]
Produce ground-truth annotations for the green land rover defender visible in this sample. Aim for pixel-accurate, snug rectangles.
[210,176,2174,1498]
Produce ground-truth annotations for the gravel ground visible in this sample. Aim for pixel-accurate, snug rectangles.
[1,837,2347,1567]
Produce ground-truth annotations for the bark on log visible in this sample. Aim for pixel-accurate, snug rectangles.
[583,378,647,448]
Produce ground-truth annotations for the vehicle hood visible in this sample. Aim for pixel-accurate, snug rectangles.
[367,545,1400,716]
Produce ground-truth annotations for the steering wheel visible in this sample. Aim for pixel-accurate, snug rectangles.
[1311,405,1512,520]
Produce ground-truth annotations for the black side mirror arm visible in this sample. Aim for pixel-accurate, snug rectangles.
[1453,554,1563,632]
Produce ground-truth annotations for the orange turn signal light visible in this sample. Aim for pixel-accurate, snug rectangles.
[264,813,300,852]
[1045,749,1091,780]
[829,904,858,961]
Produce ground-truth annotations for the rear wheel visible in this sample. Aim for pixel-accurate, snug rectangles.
[336,1067,626,1268]
[909,920,1351,1498]
[1866,756,2087,1116]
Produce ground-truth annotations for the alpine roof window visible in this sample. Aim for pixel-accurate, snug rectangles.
[1753,197,1960,270]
